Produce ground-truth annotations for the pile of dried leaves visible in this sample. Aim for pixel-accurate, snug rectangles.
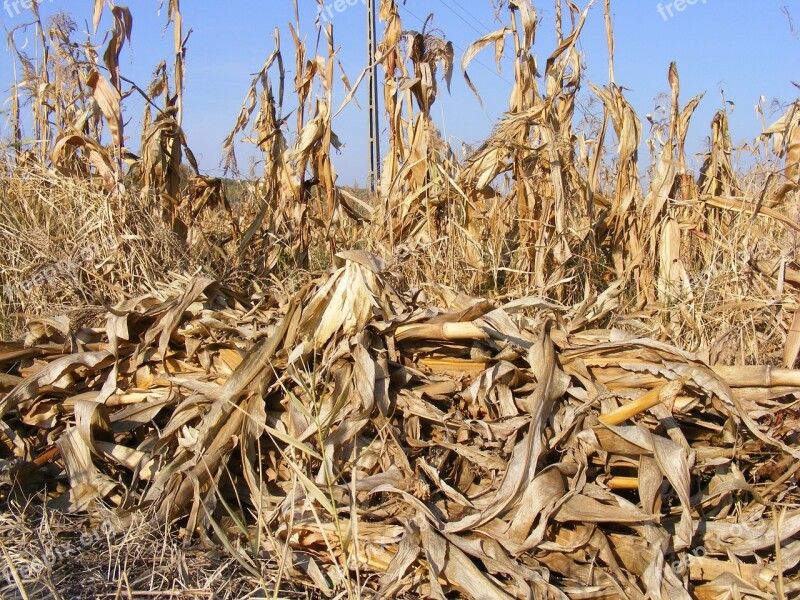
[1,251,799,599]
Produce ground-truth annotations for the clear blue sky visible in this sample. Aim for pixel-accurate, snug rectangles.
[1,1,798,185]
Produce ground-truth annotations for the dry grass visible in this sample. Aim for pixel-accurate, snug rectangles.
[0,159,203,340]
[1,0,800,598]
[0,500,323,599]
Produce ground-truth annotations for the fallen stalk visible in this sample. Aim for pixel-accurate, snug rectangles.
[607,476,639,490]
[599,378,688,426]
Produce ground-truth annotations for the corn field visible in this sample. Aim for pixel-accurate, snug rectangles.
[0,1,799,598]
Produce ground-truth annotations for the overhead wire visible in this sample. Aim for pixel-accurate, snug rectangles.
[435,0,492,38]
[396,2,515,87]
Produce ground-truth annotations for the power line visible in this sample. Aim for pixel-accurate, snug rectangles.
[435,0,487,37]
[396,3,514,87]
[436,0,493,37]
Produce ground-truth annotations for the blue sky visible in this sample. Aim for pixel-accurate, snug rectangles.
[1,1,798,185]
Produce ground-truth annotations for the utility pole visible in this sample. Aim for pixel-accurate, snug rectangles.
[366,0,381,193]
